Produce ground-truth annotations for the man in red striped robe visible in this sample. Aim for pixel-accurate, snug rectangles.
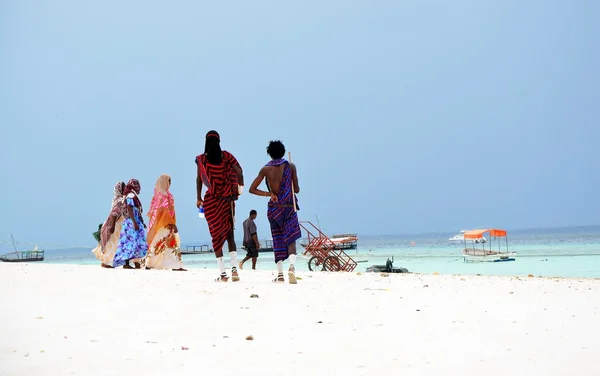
[196,130,244,282]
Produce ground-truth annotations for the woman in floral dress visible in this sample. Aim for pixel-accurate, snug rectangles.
[92,181,126,268]
[144,174,186,271]
[112,179,148,269]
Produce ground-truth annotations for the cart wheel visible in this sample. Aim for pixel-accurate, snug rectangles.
[308,256,320,271]
[323,256,341,271]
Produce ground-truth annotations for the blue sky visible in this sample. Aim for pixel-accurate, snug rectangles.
[1,0,599,249]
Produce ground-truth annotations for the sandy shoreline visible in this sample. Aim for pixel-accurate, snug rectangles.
[1,264,599,375]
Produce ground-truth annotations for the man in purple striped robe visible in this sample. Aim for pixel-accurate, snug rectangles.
[249,140,301,284]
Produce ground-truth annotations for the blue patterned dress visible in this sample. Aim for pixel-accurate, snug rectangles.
[113,196,149,267]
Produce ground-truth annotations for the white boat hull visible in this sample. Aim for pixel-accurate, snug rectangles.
[449,237,487,244]
[449,230,487,244]
[461,249,517,262]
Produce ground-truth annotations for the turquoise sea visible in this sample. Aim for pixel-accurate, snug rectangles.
[11,226,600,278]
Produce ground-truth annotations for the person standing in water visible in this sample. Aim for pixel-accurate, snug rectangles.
[239,210,260,270]
[113,178,148,269]
[195,130,244,282]
[144,174,186,271]
[249,140,301,284]
[92,181,126,268]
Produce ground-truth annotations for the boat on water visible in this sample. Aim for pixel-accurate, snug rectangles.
[0,234,44,262]
[257,239,274,253]
[461,229,516,262]
[179,244,212,255]
[449,229,487,244]
[300,233,358,251]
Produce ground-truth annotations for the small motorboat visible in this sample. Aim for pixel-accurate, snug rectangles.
[449,229,487,244]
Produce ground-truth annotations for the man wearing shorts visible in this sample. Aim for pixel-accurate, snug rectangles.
[239,210,260,270]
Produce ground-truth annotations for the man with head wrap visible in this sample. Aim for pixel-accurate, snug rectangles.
[196,130,244,282]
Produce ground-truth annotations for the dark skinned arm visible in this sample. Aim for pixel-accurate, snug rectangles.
[227,153,244,186]
[252,233,260,249]
[232,164,244,186]
[249,167,272,198]
[291,163,300,194]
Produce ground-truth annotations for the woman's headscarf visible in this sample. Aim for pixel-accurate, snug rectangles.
[147,174,176,242]
[123,178,143,211]
[101,181,126,247]
[109,181,126,216]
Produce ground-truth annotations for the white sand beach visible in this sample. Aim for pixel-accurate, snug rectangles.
[1,263,599,375]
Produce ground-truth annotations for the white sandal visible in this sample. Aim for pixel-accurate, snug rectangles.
[288,267,297,284]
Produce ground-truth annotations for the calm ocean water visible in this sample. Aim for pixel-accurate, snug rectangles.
[19,226,600,278]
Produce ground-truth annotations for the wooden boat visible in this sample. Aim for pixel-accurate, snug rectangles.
[257,239,273,253]
[0,250,45,262]
[0,235,44,262]
[461,229,516,262]
[240,240,274,253]
[300,233,358,251]
[179,245,212,255]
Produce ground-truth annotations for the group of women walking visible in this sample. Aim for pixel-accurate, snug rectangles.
[92,175,186,271]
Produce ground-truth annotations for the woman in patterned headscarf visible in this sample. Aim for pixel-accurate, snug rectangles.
[92,181,126,268]
[144,174,186,271]
[112,178,149,269]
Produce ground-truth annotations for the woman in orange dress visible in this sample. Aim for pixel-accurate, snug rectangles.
[144,174,186,271]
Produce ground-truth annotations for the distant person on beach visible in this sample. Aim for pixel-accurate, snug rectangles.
[239,210,260,270]
[195,130,244,282]
[92,181,126,268]
[144,174,186,271]
[112,179,149,269]
[249,140,301,284]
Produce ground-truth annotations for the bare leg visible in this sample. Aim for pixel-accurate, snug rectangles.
[251,257,257,270]
[288,242,297,256]
[226,232,236,252]
[239,255,251,270]
[123,260,134,269]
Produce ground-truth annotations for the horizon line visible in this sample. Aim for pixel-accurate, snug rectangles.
[24,224,600,251]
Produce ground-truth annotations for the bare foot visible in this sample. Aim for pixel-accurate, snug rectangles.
[173,268,187,271]
[123,264,134,269]
[101,264,113,268]
[134,262,141,269]
[238,262,243,270]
